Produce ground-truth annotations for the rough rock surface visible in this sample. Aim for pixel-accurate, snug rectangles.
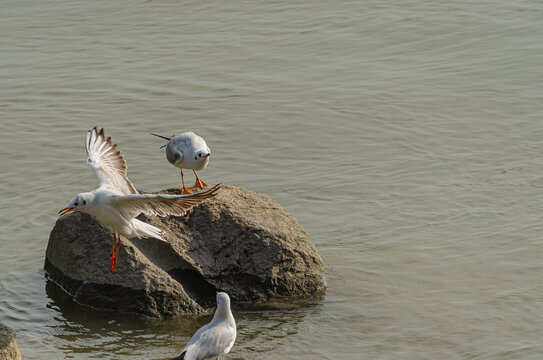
[0,323,21,360]
[45,185,325,317]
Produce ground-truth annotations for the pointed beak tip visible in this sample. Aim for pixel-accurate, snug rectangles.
[58,207,73,216]
[205,153,211,158]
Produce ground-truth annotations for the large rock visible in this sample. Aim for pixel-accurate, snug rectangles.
[0,323,21,360]
[45,185,325,317]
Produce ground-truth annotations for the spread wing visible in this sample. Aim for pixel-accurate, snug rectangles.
[86,127,137,195]
[110,185,220,217]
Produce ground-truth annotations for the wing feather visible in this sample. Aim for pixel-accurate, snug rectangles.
[111,185,220,217]
[86,127,137,195]
[184,324,235,360]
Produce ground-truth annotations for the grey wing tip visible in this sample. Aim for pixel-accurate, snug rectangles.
[87,126,97,140]
[187,183,221,198]
[88,126,105,139]
[205,183,221,195]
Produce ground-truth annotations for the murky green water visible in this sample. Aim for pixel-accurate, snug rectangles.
[1,0,543,359]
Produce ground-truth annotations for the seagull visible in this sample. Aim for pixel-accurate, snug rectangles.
[151,131,211,194]
[171,292,236,360]
[58,127,220,272]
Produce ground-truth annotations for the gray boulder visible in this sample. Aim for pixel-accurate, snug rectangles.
[0,323,21,360]
[45,185,325,317]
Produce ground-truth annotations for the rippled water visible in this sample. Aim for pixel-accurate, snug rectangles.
[1,0,543,359]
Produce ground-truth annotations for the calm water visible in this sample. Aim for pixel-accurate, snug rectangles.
[1,0,543,359]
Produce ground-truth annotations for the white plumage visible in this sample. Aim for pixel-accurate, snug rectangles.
[172,292,236,360]
[152,131,211,194]
[59,127,219,272]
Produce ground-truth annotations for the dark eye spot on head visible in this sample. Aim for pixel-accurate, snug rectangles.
[195,156,197,160]
[74,202,79,206]
[83,200,86,205]
[199,153,202,157]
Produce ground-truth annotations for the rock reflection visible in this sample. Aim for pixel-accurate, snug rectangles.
[45,279,202,359]
[45,279,317,359]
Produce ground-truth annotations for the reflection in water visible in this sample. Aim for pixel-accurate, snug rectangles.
[0,271,61,358]
[45,280,313,360]
[46,279,203,359]
[234,308,310,356]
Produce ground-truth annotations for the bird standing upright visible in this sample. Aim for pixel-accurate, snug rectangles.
[171,292,236,360]
[151,131,211,194]
[59,127,220,272]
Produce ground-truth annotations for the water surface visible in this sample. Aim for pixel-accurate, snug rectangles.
[1,0,543,359]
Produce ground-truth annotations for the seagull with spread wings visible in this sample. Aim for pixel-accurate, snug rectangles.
[59,127,219,272]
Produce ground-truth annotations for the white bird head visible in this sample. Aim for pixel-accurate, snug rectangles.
[194,150,211,162]
[216,291,230,307]
[58,193,90,216]
[213,291,233,320]
[185,148,211,171]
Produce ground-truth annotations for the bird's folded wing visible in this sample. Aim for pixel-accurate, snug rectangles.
[184,326,234,360]
[86,127,137,195]
[110,185,220,217]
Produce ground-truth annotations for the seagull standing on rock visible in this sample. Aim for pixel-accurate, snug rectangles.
[151,131,211,194]
[58,127,220,272]
[171,292,236,360]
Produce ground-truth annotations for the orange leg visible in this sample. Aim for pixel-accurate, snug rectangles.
[110,233,121,272]
[181,169,192,194]
[193,170,208,189]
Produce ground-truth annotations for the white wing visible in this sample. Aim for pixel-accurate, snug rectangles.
[86,127,137,195]
[182,323,236,360]
[181,322,213,353]
[110,185,220,217]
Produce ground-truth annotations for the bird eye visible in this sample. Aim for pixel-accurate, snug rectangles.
[74,202,79,206]
[195,156,197,160]
[83,200,86,205]
[199,153,202,157]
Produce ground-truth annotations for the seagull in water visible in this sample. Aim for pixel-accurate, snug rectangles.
[171,292,236,360]
[59,127,220,272]
[151,131,211,194]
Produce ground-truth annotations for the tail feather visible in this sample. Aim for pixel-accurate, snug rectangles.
[170,352,185,360]
[133,219,166,242]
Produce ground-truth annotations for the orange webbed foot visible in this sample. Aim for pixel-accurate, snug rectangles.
[193,171,208,189]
